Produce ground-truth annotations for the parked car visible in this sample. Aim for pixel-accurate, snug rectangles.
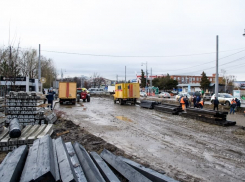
[88,88,104,94]
[158,92,171,98]
[140,92,147,97]
[203,93,211,101]
[171,91,178,95]
[211,93,234,105]
[175,93,191,102]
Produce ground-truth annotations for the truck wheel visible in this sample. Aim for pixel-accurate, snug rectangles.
[77,96,80,102]
[87,96,90,102]
[114,99,116,104]
[83,99,86,102]
[119,99,123,105]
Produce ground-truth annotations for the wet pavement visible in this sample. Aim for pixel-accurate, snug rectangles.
[56,97,245,182]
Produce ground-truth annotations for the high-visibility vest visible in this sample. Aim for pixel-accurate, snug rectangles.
[199,101,204,106]
[180,97,185,104]
[231,100,236,105]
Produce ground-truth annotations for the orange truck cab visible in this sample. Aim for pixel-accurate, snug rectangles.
[114,83,140,105]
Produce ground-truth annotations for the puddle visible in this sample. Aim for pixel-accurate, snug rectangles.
[116,116,133,122]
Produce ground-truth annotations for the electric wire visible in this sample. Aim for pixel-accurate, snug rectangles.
[18,46,245,58]
[176,56,245,75]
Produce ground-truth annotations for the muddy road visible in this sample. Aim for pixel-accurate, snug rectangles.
[56,97,245,182]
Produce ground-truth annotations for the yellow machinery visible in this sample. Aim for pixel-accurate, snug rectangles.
[59,82,77,104]
[114,83,140,105]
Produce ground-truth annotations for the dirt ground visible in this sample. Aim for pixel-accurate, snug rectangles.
[1,96,245,182]
[55,97,245,182]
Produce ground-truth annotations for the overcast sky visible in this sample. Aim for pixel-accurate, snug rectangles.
[1,0,245,81]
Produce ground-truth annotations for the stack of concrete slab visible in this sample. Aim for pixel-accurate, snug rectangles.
[5,91,45,126]
[0,136,179,182]
[0,124,53,151]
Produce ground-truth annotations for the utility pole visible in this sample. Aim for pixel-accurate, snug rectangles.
[215,36,219,98]
[146,62,148,88]
[38,44,41,92]
[150,68,152,87]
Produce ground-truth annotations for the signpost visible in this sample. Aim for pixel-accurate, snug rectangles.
[40,77,46,93]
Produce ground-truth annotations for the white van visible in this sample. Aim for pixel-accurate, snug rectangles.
[88,88,104,94]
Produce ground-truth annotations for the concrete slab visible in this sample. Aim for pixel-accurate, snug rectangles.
[65,142,87,182]
[73,142,105,182]
[120,157,178,182]
[90,151,120,182]
[0,135,11,147]
[18,125,40,145]
[37,124,53,139]
[0,145,28,182]
[52,139,61,182]
[100,149,152,182]
[55,137,78,182]
[34,135,56,182]
[0,127,9,141]
[27,124,47,144]
[20,138,40,182]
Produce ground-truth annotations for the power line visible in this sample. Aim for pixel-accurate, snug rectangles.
[176,55,245,75]
[162,49,245,72]
[18,46,245,58]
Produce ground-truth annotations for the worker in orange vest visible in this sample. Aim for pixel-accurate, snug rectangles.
[230,99,236,114]
[180,96,186,112]
[198,100,204,109]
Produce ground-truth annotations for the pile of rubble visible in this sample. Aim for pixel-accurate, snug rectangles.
[0,135,178,182]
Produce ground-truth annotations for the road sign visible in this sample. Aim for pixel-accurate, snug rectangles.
[40,77,46,83]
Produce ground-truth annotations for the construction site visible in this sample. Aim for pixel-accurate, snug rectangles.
[0,81,245,182]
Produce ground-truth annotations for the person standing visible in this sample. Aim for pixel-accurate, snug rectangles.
[185,96,189,108]
[230,99,236,114]
[198,99,204,109]
[46,89,56,110]
[193,96,197,108]
[213,97,219,111]
[180,96,186,112]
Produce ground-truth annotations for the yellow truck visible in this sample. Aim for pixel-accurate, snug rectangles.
[59,82,77,104]
[114,83,140,105]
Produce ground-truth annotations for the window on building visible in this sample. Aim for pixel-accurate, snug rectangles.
[210,78,212,81]
[174,77,176,80]
[193,77,195,81]
[178,77,180,80]
[196,78,199,81]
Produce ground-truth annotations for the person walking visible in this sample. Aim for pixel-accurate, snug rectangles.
[46,89,56,110]
[213,97,219,111]
[180,96,186,112]
[230,99,236,114]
